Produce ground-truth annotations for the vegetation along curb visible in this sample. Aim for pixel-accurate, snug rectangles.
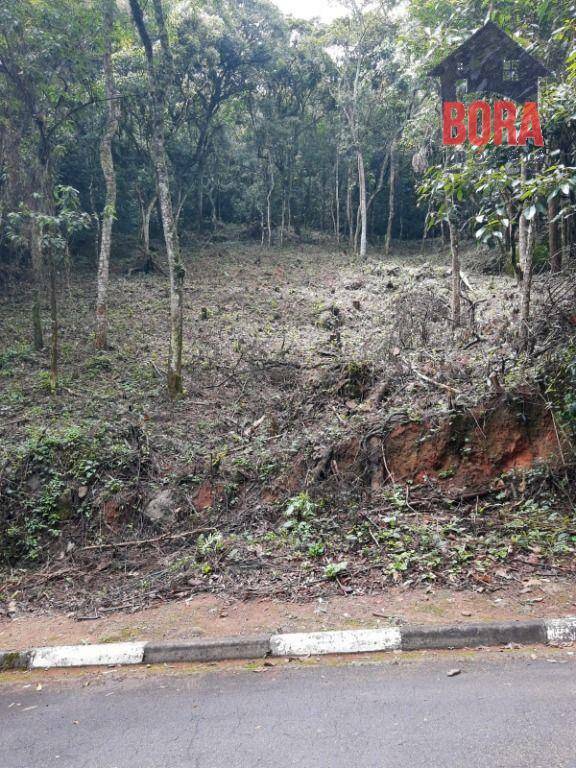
[2,618,576,671]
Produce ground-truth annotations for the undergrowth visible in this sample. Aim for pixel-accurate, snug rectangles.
[0,421,149,562]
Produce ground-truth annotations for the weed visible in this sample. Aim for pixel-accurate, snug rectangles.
[323,561,348,580]
[284,492,318,520]
[0,422,145,564]
[85,354,113,372]
[196,531,224,556]
[0,344,32,375]
[307,541,325,558]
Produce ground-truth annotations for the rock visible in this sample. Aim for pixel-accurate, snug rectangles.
[78,485,89,500]
[144,489,175,523]
[344,279,364,290]
[447,668,461,677]
[7,600,17,618]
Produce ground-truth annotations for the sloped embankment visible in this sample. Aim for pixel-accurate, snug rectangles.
[305,389,568,498]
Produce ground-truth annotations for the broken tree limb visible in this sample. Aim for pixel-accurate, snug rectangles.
[411,367,461,395]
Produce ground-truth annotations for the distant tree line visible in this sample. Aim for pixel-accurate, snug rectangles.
[0,0,574,389]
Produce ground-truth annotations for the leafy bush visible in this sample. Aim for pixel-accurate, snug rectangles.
[0,422,148,563]
[283,492,318,521]
[546,343,576,438]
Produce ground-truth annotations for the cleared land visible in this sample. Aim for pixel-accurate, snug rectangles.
[1,241,575,613]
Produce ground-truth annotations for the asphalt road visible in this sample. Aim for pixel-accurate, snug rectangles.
[2,652,576,768]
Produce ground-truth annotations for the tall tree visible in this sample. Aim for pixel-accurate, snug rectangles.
[129,0,185,398]
[95,0,120,350]
[384,139,397,257]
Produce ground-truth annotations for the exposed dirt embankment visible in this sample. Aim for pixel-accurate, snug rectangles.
[306,390,567,498]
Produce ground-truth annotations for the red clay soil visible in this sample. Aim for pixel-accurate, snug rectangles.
[328,390,564,497]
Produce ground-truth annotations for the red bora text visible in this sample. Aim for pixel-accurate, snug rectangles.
[443,100,544,147]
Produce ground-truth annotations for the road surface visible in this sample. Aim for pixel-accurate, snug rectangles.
[2,651,576,767]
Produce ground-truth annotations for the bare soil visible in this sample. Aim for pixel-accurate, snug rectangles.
[2,579,576,651]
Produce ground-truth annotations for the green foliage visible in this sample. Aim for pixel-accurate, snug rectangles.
[0,0,573,260]
[323,560,348,580]
[85,354,114,373]
[280,492,322,547]
[0,345,33,375]
[7,186,92,264]
[283,491,316,518]
[0,0,575,596]
[0,422,144,564]
[307,541,325,558]
[196,531,224,556]
[547,344,576,436]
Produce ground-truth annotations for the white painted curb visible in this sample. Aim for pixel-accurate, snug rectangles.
[3,616,575,672]
[545,617,576,645]
[30,642,146,669]
[270,628,402,656]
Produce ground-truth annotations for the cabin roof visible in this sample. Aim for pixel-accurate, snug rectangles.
[428,21,550,78]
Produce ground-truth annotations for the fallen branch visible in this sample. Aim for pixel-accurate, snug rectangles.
[412,367,461,395]
[79,527,216,551]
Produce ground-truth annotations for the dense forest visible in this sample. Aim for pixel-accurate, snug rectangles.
[0,0,575,611]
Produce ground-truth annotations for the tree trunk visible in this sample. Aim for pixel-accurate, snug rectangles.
[197,170,204,232]
[141,194,157,269]
[548,196,561,273]
[519,219,536,350]
[30,218,44,350]
[447,210,461,328]
[334,149,340,245]
[398,175,404,241]
[129,0,184,398]
[366,146,392,219]
[280,192,285,247]
[346,164,355,250]
[175,190,188,226]
[95,0,120,350]
[518,159,528,274]
[287,147,293,231]
[48,252,58,393]
[207,183,217,229]
[384,140,397,257]
[266,155,274,248]
[357,149,367,259]
[561,209,571,265]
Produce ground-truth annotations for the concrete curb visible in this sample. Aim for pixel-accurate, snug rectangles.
[143,635,271,664]
[2,617,576,671]
[0,650,31,671]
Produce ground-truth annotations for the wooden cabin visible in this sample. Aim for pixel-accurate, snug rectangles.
[429,21,550,103]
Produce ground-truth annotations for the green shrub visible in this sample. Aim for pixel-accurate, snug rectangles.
[0,422,147,564]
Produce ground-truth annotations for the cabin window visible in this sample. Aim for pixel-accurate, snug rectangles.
[503,59,519,81]
[456,60,465,75]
